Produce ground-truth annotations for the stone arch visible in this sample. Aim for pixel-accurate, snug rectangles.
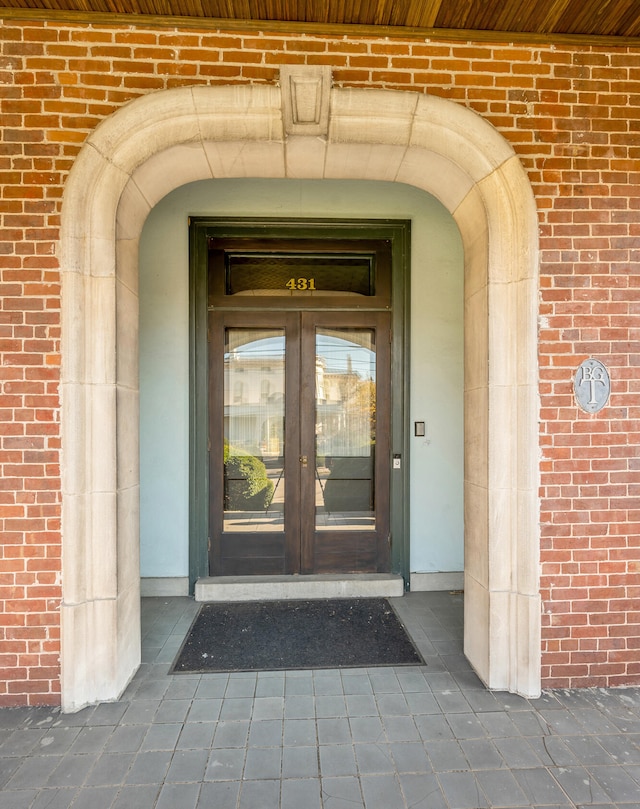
[59,83,540,711]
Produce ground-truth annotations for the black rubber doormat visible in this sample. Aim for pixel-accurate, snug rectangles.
[170,598,424,673]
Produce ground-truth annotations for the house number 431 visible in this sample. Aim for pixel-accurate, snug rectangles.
[286,277,316,291]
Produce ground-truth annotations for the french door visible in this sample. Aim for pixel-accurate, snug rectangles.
[209,309,391,575]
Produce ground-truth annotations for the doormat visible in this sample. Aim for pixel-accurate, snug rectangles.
[170,598,424,673]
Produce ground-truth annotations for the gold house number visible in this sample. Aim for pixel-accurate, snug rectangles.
[286,277,316,291]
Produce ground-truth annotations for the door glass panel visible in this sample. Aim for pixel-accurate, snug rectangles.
[315,328,376,530]
[223,328,285,532]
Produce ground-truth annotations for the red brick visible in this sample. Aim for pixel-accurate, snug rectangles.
[2,17,640,705]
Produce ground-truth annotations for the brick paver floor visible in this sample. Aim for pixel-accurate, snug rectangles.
[1,591,640,808]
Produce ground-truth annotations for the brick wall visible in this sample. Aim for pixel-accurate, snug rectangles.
[1,18,639,703]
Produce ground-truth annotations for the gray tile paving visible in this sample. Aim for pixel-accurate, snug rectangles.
[1,591,640,807]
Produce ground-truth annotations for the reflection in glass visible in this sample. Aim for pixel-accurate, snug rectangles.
[223,329,285,532]
[315,329,376,530]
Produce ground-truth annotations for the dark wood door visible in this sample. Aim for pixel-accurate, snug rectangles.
[208,310,391,576]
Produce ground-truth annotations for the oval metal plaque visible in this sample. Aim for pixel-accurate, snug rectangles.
[574,358,610,413]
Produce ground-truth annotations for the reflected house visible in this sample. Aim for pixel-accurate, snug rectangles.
[225,345,375,519]
[224,351,374,462]
[318,357,376,514]
[224,349,286,458]
[316,356,375,461]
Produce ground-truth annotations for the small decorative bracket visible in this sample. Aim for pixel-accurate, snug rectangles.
[280,65,331,137]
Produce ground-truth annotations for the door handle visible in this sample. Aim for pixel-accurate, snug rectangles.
[300,455,308,467]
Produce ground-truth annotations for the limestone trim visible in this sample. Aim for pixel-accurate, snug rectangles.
[59,83,540,711]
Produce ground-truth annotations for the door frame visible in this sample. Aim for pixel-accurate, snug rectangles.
[208,309,391,576]
[189,217,410,591]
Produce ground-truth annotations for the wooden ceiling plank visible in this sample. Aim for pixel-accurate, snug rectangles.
[553,0,623,35]
[433,0,478,30]
[620,3,640,37]
[447,0,567,35]
[581,0,639,37]
[373,0,396,27]
[491,2,566,34]
[404,0,444,29]
[464,0,512,31]
[324,0,349,24]
[3,1,640,43]
[534,0,574,33]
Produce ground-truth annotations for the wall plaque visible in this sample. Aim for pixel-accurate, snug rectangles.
[574,358,610,413]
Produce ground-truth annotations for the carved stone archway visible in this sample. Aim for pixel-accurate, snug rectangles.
[59,78,540,711]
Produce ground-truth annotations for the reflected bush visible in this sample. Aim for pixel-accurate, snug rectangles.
[224,449,274,510]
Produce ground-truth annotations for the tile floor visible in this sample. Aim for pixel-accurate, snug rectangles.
[1,591,640,808]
